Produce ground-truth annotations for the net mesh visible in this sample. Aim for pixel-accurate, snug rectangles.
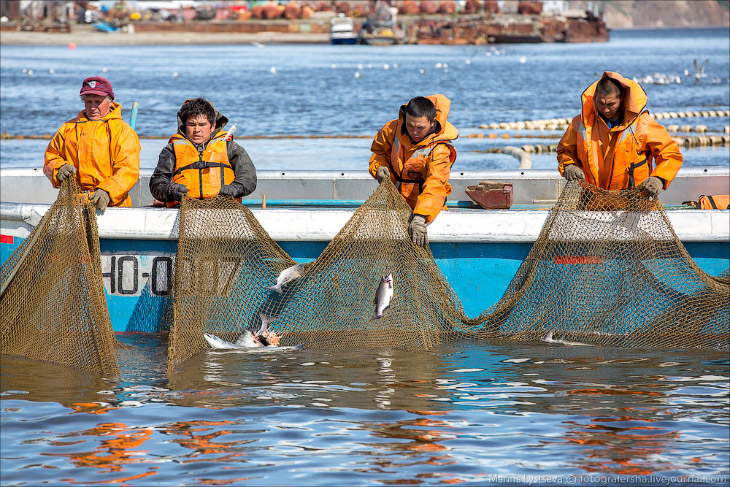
[166,180,729,372]
[0,179,119,375]
[475,181,729,349]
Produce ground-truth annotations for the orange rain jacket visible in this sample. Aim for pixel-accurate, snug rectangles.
[557,71,683,191]
[44,102,141,207]
[369,94,458,223]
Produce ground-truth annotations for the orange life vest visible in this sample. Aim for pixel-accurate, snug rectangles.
[169,132,234,202]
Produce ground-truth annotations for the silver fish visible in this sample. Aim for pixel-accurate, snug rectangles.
[204,313,275,349]
[542,330,592,347]
[268,263,304,294]
[373,274,394,319]
[204,331,261,349]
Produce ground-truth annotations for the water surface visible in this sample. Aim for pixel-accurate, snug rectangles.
[2,338,729,486]
[1,28,728,169]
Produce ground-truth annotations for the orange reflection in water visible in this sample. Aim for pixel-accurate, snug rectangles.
[165,420,247,463]
[563,412,678,476]
[365,414,466,485]
[69,402,120,415]
[45,421,156,484]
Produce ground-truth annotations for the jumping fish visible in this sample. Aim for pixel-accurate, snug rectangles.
[268,263,304,295]
[373,274,394,320]
[542,330,592,347]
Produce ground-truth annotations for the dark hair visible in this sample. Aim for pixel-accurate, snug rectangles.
[404,96,437,121]
[595,77,623,98]
[178,97,216,126]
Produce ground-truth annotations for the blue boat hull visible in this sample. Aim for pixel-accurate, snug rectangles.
[3,236,727,334]
[330,38,358,45]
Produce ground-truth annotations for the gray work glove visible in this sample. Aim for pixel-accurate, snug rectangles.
[57,164,77,182]
[639,176,663,197]
[170,183,188,202]
[409,214,428,248]
[376,166,391,184]
[218,183,240,198]
[91,188,110,211]
[564,164,585,181]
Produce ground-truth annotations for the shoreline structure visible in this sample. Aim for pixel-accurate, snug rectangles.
[1,11,608,46]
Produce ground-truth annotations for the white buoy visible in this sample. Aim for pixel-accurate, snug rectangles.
[357,64,363,70]
[355,72,361,78]
[27,69,34,76]
[435,62,442,68]
[367,64,373,69]
[444,68,449,73]
[465,59,471,65]
[383,63,390,70]
[392,63,398,69]
[22,68,28,74]
[270,67,277,74]
[419,69,425,74]
[172,72,179,77]
[49,68,55,74]
[519,56,526,64]
[331,64,337,69]
[102,67,108,73]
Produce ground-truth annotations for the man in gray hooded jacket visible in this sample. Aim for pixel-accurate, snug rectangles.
[150,97,256,205]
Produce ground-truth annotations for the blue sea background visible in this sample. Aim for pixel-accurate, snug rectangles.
[1,28,729,171]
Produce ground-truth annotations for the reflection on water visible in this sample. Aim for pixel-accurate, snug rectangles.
[2,338,728,485]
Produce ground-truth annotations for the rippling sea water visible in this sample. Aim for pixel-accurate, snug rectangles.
[2,340,729,486]
[1,28,730,486]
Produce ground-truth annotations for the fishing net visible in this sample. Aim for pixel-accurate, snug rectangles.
[166,181,468,372]
[0,179,119,375]
[166,179,729,372]
[475,181,730,349]
[166,195,299,371]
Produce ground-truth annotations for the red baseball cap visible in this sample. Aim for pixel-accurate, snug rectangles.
[80,76,114,100]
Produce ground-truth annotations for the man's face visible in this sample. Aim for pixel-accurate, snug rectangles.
[185,114,215,144]
[594,93,622,122]
[405,113,434,143]
[83,94,112,121]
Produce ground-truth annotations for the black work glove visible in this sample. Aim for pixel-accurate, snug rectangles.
[170,183,188,202]
[91,189,110,211]
[57,164,77,182]
[218,183,241,198]
[409,214,428,248]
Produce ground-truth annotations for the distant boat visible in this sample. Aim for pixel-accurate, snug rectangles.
[357,1,405,46]
[330,15,358,45]
[93,21,119,33]
[358,26,403,46]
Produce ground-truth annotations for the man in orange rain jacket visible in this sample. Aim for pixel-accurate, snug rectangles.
[149,98,257,207]
[44,77,140,210]
[369,94,458,247]
[558,71,683,197]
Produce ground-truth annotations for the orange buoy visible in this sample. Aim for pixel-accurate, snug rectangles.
[68,42,76,49]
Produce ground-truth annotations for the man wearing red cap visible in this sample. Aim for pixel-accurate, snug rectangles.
[44,76,140,209]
